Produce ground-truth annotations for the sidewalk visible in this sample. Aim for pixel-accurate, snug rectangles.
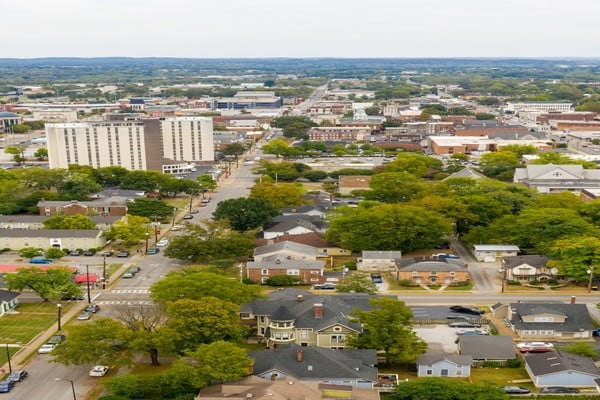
[0,257,137,374]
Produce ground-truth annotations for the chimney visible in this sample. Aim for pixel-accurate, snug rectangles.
[296,350,303,362]
[314,303,323,318]
[296,294,304,302]
[571,296,576,304]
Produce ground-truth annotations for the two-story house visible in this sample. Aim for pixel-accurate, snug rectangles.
[501,255,562,282]
[508,302,595,340]
[254,241,319,262]
[396,257,469,285]
[246,257,326,284]
[240,289,380,349]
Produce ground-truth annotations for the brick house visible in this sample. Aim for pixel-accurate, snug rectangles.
[396,257,470,285]
[37,199,128,217]
[246,257,326,284]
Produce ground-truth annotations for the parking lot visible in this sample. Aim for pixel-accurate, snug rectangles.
[413,325,460,353]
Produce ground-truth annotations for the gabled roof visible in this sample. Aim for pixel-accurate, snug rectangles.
[417,353,472,367]
[361,251,402,260]
[502,255,550,270]
[198,376,325,400]
[398,257,466,272]
[526,351,600,377]
[250,345,378,382]
[255,232,333,248]
[459,336,515,360]
[247,258,325,270]
[0,215,120,224]
[271,305,296,321]
[0,289,20,302]
[510,303,594,332]
[254,241,319,258]
[444,167,486,180]
[264,219,319,234]
[241,289,385,332]
[473,245,520,252]
[0,229,102,238]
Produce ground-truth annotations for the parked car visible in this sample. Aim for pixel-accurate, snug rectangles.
[201,197,211,203]
[29,257,52,264]
[130,266,141,274]
[449,305,485,315]
[100,251,114,257]
[502,386,530,394]
[449,322,481,328]
[190,209,200,214]
[69,250,81,256]
[85,304,100,313]
[89,365,109,377]
[516,342,554,353]
[433,253,459,259]
[7,370,28,383]
[146,247,160,255]
[156,239,169,247]
[122,271,135,279]
[183,214,193,220]
[314,283,336,290]
[116,251,130,258]
[83,250,95,256]
[370,273,383,283]
[77,310,92,320]
[0,380,15,393]
[539,387,579,394]
[48,334,66,344]
[447,315,471,320]
[38,343,56,354]
[593,328,600,337]
[171,224,184,231]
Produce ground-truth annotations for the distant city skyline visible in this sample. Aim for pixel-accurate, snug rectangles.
[4,0,600,58]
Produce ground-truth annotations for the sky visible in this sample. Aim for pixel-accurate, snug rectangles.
[4,0,600,58]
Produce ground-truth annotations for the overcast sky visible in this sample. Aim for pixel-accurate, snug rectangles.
[4,0,599,58]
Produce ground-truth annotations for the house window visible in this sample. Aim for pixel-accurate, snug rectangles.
[450,271,455,276]
[333,326,342,332]
[261,269,269,275]
[261,277,268,284]
[412,271,418,275]
[287,269,300,275]
[331,335,345,343]
[456,369,462,376]
[441,369,448,377]
[426,370,432,375]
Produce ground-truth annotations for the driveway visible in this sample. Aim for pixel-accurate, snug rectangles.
[413,325,459,354]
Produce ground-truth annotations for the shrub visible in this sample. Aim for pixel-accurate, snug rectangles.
[45,247,66,259]
[506,280,521,286]
[19,247,44,258]
[398,279,415,287]
[506,358,523,368]
[344,261,357,270]
[547,279,559,285]
[264,275,301,286]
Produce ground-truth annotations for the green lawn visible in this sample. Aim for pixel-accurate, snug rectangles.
[470,366,531,386]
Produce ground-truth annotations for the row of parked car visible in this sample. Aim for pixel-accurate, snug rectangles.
[0,370,28,393]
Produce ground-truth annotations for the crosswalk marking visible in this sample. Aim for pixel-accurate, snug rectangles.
[96,300,154,305]
[111,289,150,294]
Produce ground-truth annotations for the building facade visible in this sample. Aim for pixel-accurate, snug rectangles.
[45,117,214,172]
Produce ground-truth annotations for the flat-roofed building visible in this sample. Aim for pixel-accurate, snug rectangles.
[45,116,214,172]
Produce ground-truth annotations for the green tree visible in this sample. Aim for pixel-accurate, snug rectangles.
[165,341,252,388]
[45,248,66,259]
[270,116,317,139]
[34,147,48,160]
[368,172,424,203]
[126,198,174,220]
[222,142,246,159]
[18,247,44,258]
[4,145,26,163]
[336,273,377,294]
[95,166,129,187]
[530,152,597,168]
[500,144,537,157]
[42,214,95,230]
[389,378,507,400]
[62,172,102,200]
[104,214,151,247]
[164,220,255,262]
[549,236,600,284]
[51,318,132,366]
[249,181,306,209]
[478,151,520,180]
[264,275,301,286]
[253,160,302,181]
[150,269,261,305]
[346,297,427,363]
[197,174,217,196]
[166,298,247,352]
[213,197,280,231]
[5,266,81,301]
[327,203,452,252]
[261,138,292,158]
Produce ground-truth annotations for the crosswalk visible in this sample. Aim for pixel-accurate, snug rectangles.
[96,300,154,305]
[111,289,150,294]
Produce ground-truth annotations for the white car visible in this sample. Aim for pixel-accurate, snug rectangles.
[156,239,169,247]
[171,225,184,231]
[89,365,109,377]
[38,343,56,354]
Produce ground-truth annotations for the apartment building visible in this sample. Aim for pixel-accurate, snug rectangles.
[45,116,214,173]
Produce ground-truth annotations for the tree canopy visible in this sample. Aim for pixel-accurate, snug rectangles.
[42,214,95,230]
[389,378,507,400]
[346,297,427,364]
[5,266,81,301]
[213,197,280,231]
[249,181,306,209]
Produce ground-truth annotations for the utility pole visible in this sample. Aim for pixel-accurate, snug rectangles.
[86,265,91,304]
[102,255,107,290]
[5,344,12,373]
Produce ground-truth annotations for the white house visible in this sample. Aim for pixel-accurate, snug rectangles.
[473,245,519,262]
[417,354,472,378]
[357,251,402,272]
[526,351,600,387]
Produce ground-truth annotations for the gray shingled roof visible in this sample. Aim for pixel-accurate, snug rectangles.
[0,229,102,238]
[502,255,550,270]
[0,215,120,224]
[271,305,296,321]
[0,289,20,302]
[254,241,319,257]
[417,354,472,366]
[250,345,377,381]
[459,336,516,361]
[526,351,600,377]
[241,289,385,333]
[361,251,402,260]
[510,303,594,332]
[264,219,319,233]
[444,167,486,180]
[247,258,325,270]
[398,259,466,272]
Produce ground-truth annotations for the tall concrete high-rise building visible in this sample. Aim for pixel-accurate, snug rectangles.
[45,116,214,173]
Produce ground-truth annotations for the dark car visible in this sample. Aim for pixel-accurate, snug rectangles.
[85,304,100,313]
[190,209,200,214]
[146,247,159,255]
[100,251,114,257]
[540,387,579,394]
[83,250,95,256]
[130,266,141,274]
[314,283,336,290]
[449,306,485,315]
[0,380,15,393]
[116,251,130,258]
[446,315,471,320]
[370,273,383,283]
[7,370,28,383]
[183,214,194,220]
[48,334,66,344]
[502,386,530,394]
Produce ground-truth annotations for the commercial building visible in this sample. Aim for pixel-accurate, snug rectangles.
[45,116,214,173]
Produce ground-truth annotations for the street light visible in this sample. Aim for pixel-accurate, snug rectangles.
[145,232,149,254]
[57,303,62,331]
[102,255,107,290]
[55,378,77,400]
[85,265,91,304]
[5,343,12,373]
[588,266,595,293]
